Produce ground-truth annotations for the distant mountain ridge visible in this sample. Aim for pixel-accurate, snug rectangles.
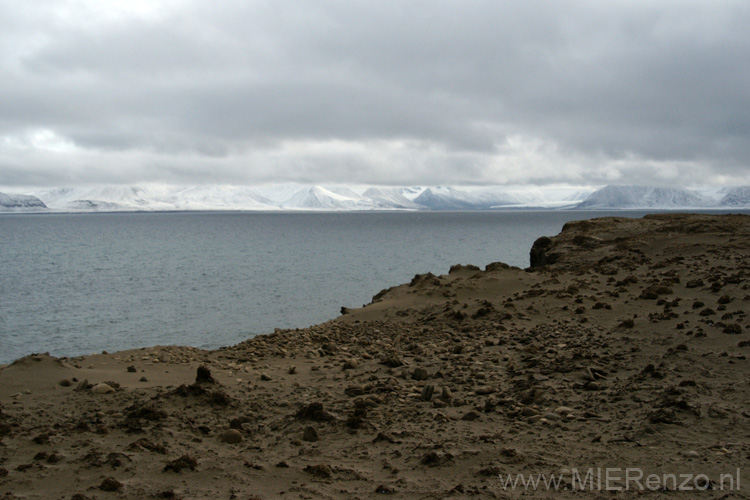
[0,192,47,211]
[1,184,750,212]
[574,186,708,209]
[719,186,750,207]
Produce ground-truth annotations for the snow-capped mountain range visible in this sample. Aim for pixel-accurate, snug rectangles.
[0,192,48,211]
[1,184,750,212]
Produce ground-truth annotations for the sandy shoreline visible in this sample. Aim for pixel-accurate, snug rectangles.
[1,213,749,499]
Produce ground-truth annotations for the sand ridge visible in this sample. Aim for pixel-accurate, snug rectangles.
[1,213,749,499]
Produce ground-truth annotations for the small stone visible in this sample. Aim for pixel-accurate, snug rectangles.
[321,342,338,354]
[461,411,480,421]
[302,426,319,442]
[139,376,148,382]
[344,385,366,397]
[59,379,72,387]
[521,407,539,417]
[412,367,429,381]
[91,383,115,394]
[475,386,495,395]
[440,386,453,402]
[296,402,335,422]
[127,365,137,373]
[723,323,743,335]
[260,373,272,381]
[421,385,435,401]
[342,359,359,370]
[195,365,216,384]
[555,406,575,415]
[304,463,332,478]
[163,454,198,473]
[375,485,397,494]
[74,379,90,391]
[219,429,243,444]
[99,477,123,492]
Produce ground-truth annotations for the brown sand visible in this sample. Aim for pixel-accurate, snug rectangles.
[1,213,749,499]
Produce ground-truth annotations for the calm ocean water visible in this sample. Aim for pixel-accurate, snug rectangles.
[0,210,686,363]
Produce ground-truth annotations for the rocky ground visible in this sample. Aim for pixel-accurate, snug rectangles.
[1,213,749,499]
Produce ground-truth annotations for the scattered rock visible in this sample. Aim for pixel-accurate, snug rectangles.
[420,451,452,467]
[163,454,198,473]
[296,403,335,422]
[440,386,453,402]
[723,323,743,334]
[639,284,673,300]
[342,359,359,370]
[302,426,319,442]
[74,379,91,391]
[91,383,115,394]
[99,477,123,492]
[219,429,243,444]
[421,384,435,401]
[304,463,332,478]
[195,365,216,384]
[412,367,429,381]
[344,385,366,397]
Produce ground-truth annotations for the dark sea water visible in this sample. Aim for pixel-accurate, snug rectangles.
[0,209,725,363]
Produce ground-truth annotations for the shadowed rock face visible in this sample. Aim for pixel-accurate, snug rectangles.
[529,236,554,267]
[529,213,750,269]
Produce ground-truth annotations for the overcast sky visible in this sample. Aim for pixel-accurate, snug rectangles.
[1,0,748,190]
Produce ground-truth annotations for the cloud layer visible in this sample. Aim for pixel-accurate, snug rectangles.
[1,0,749,188]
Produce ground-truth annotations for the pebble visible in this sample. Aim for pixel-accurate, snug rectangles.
[475,385,495,395]
[440,387,453,402]
[421,385,435,401]
[521,407,540,417]
[342,359,359,370]
[303,426,319,442]
[99,477,123,492]
[91,383,115,394]
[555,406,575,415]
[219,429,243,444]
[461,411,480,421]
[345,385,366,397]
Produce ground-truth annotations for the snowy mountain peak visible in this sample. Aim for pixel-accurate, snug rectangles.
[281,185,365,210]
[720,186,750,207]
[0,192,47,211]
[2,183,748,213]
[362,187,422,209]
[575,185,709,209]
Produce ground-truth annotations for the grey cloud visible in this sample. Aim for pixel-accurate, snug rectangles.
[0,0,749,188]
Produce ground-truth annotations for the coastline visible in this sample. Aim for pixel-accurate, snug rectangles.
[1,213,749,499]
